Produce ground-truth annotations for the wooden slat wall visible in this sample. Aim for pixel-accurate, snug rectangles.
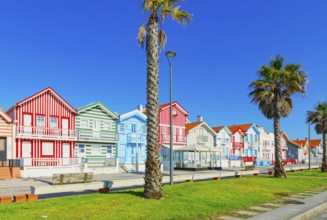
[0,117,12,137]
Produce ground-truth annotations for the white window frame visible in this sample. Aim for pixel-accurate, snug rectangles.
[42,142,54,156]
[50,117,58,128]
[36,116,45,127]
[103,121,111,131]
[80,119,88,128]
[91,145,102,155]
[120,123,125,132]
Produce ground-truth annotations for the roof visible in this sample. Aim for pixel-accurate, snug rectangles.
[185,122,202,132]
[119,109,147,121]
[228,126,246,136]
[212,126,224,132]
[310,139,322,148]
[231,123,261,134]
[293,139,308,147]
[7,87,76,113]
[0,108,12,123]
[159,101,189,116]
[78,102,118,119]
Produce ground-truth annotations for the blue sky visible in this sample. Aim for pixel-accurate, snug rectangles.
[0,1,326,140]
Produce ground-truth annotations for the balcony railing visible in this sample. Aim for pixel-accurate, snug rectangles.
[16,126,77,139]
[127,133,146,143]
[78,130,119,142]
[20,157,80,168]
[197,135,208,143]
[232,142,244,148]
[248,141,260,148]
[161,134,186,144]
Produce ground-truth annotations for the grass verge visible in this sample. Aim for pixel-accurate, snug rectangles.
[0,171,326,220]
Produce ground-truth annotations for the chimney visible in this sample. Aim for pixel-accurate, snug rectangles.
[137,104,143,112]
[197,115,203,122]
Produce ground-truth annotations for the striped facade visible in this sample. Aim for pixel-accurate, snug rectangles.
[0,108,13,162]
[7,87,77,164]
[76,102,118,167]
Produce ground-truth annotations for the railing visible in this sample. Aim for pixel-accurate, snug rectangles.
[229,155,241,160]
[232,142,244,148]
[242,156,257,162]
[127,133,146,143]
[197,135,208,143]
[78,130,119,142]
[20,157,80,168]
[0,159,21,167]
[161,134,186,143]
[84,157,117,167]
[16,126,77,139]
[248,141,260,148]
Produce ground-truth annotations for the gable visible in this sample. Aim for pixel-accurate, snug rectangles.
[119,110,146,123]
[12,87,75,113]
[78,102,118,120]
[0,108,12,123]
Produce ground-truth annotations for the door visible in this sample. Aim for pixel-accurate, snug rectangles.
[22,141,32,166]
[62,118,69,137]
[0,138,6,162]
[62,143,70,165]
[23,114,32,134]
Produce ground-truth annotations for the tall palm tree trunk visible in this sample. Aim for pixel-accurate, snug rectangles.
[144,15,163,199]
[274,116,286,177]
[321,133,327,172]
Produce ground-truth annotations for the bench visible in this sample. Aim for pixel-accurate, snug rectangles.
[245,165,256,171]
[52,172,93,185]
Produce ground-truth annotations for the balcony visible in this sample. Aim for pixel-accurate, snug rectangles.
[20,157,80,168]
[232,142,244,148]
[248,141,260,148]
[197,135,208,143]
[161,134,186,144]
[78,130,119,142]
[16,126,77,140]
[127,133,146,143]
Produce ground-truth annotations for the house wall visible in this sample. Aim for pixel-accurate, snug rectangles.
[243,127,260,157]
[76,104,118,160]
[258,127,274,162]
[216,129,231,158]
[0,113,13,160]
[159,105,186,145]
[117,111,147,165]
[9,89,76,159]
[186,124,215,148]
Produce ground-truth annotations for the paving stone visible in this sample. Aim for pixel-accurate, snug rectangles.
[263,203,283,207]
[218,216,244,220]
[250,206,273,211]
[235,210,259,216]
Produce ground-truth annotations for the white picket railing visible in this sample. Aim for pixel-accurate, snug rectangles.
[16,126,77,139]
[20,158,80,168]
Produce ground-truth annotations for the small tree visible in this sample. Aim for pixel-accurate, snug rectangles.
[249,55,308,177]
[306,102,327,172]
[137,0,192,199]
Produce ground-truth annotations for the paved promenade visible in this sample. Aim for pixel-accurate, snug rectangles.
[0,164,326,219]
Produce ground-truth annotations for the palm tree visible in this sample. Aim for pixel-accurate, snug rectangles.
[306,102,327,172]
[249,55,308,177]
[137,0,192,199]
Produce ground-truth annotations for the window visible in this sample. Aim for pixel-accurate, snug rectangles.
[103,121,110,130]
[107,145,112,153]
[142,146,145,155]
[162,126,167,134]
[78,144,85,153]
[93,120,100,130]
[131,124,137,133]
[80,119,88,128]
[91,145,101,155]
[42,142,54,156]
[36,116,45,127]
[120,123,125,132]
[120,145,125,157]
[143,125,146,133]
[50,117,58,128]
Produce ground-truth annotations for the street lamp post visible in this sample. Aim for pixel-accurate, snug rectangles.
[166,51,176,185]
[308,121,311,170]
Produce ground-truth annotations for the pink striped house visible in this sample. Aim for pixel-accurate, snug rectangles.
[7,87,78,176]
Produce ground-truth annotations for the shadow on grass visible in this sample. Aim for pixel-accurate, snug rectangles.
[112,190,144,198]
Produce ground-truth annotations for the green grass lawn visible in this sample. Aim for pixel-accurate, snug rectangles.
[0,171,326,220]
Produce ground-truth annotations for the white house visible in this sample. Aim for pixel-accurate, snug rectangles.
[256,125,274,166]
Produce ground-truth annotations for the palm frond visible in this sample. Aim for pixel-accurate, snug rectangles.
[137,25,147,48]
[172,6,192,26]
[158,29,167,50]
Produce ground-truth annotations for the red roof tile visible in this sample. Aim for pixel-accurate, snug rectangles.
[212,126,224,132]
[310,139,322,148]
[185,122,202,132]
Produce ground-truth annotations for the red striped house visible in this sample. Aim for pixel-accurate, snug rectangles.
[6,87,78,168]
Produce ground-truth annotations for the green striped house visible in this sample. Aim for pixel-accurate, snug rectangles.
[76,102,118,167]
